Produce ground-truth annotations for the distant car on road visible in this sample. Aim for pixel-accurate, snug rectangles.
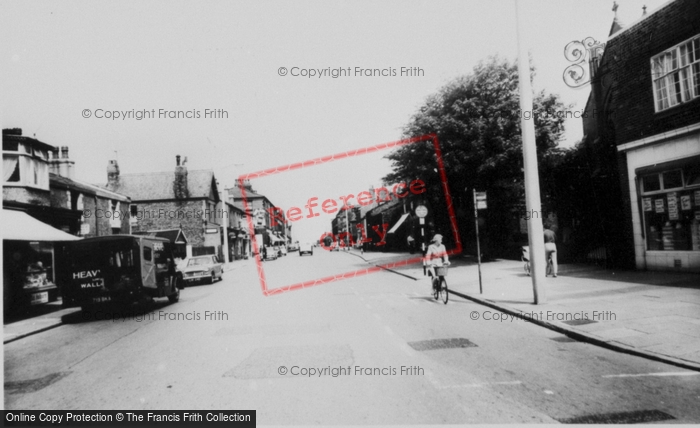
[181,255,223,285]
[289,242,299,252]
[261,246,277,261]
[299,242,314,256]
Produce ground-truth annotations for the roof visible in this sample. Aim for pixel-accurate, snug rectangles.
[106,169,219,202]
[226,185,267,200]
[133,228,188,244]
[50,173,130,202]
[2,132,56,153]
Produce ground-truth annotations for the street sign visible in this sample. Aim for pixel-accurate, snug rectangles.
[476,200,487,209]
[415,205,428,218]
[475,192,487,201]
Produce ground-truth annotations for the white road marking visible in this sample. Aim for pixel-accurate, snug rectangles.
[602,372,700,378]
[437,381,523,389]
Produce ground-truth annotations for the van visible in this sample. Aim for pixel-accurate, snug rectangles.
[59,235,182,311]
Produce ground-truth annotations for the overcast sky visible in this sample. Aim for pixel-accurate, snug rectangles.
[2,0,668,242]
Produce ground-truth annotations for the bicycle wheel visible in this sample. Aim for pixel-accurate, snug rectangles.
[440,278,448,304]
[432,278,439,300]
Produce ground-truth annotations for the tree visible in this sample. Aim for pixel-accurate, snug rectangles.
[384,56,567,258]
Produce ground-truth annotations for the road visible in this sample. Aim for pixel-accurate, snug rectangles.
[5,249,700,424]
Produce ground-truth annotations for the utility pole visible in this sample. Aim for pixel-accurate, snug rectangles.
[516,0,546,303]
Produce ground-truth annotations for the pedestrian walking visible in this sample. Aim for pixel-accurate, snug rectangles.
[544,222,558,277]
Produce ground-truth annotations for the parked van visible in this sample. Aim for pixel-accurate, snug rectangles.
[59,235,182,311]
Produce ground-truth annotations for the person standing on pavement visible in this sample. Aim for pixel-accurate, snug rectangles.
[544,222,558,277]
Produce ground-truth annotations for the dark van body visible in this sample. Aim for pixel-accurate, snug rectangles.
[59,235,182,310]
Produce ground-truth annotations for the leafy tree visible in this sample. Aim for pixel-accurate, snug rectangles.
[384,56,567,258]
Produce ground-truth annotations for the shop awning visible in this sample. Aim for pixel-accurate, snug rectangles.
[3,209,81,241]
[267,231,284,243]
[387,213,410,234]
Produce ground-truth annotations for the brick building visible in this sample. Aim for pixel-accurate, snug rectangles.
[583,0,700,271]
[105,155,223,259]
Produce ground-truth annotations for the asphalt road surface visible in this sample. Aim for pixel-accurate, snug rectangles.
[5,249,700,424]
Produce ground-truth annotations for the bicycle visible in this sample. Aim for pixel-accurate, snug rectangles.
[431,265,449,304]
[522,246,553,276]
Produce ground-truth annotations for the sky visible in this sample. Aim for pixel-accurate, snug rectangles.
[2,0,670,242]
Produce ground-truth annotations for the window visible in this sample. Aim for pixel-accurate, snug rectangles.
[143,247,152,262]
[642,174,661,192]
[639,160,700,251]
[3,142,50,188]
[652,35,700,112]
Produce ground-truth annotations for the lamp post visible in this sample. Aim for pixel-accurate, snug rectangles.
[515,0,546,303]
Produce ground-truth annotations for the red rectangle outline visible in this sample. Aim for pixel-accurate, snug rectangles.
[238,133,462,296]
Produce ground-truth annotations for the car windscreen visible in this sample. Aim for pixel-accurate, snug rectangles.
[187,257,212,266]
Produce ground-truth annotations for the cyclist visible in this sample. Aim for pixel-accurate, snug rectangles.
[426,234,450,291]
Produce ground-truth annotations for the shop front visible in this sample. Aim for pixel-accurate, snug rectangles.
[3,209,81,317]
[633,154,700,271]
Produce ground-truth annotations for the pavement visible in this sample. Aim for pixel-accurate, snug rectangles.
[3,260,246,344]
[348,248,700,372]
[5,251,700,373]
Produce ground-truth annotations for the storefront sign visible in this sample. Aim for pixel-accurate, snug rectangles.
[680,195,691,211]
[654,199,665,213]
[667,193,678,220]
[694,190,700,206]
[642,198,652,212]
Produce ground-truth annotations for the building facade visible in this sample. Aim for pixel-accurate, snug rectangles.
[585,0,700,271]
[105,155,223,259]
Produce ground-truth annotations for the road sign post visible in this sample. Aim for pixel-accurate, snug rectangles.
[473,190,486,294]
[415,205,428,275]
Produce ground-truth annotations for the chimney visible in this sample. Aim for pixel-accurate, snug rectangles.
[174,155,189,199]
[49,145,75,179]
[107,159,120,189]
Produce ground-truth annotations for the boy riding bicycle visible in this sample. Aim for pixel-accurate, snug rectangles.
[426,234,450,291]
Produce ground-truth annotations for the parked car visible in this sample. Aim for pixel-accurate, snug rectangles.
[279,245,287,256]
[181,255,223,285]
[288,242,299,252]
[299,242,314,256]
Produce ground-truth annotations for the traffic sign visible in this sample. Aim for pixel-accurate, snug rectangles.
[475,192,487,201]
[476,200,487,209]
[415,205,428,218]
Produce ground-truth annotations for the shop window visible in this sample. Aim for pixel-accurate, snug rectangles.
[640,161,700,252]
[686,164,700,187]
[662,170,683,189]
[143,247,152,262]
[642,174,661,192]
